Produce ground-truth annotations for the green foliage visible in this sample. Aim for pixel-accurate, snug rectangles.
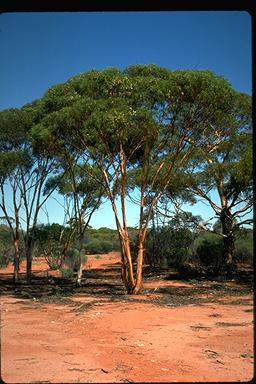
[84,239,114,254]
[0,108,27,150]
[0,224,26,268]
[0,225,13,267]
[234,229,253,264]
[144,225,195,268]
[234,245,252,265]
[0,108,32,180]
[124,64,170,79]
[196,238,224,268]
[33,224,120,271]
[41,83,81,113]
[60,268,74,279]
[33,223,72,269]
[0,65,251,289]
[27,64,252,212]
[193,228,253,268]
[143,223,253,272]
[85,227,121,253]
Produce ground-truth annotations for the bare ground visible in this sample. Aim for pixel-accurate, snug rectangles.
[0,252,254,383]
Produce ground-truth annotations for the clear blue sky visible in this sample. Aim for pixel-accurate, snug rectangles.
[0,11,252,229]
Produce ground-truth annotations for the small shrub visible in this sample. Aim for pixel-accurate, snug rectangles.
[64,248,87,271]
[48,262,60,271]
[100,240,113,253]
[196,238,224,269]
[0,242,13,267]
[41,244,63,270]
[234,245,253,264]
[60,268,74,279]
[144,226,194,268]
[0,226,25,268]
[84,239,102,254]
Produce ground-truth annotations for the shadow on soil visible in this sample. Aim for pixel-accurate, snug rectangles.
[0,262,253,310]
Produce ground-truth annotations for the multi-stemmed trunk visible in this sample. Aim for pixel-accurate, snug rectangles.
[120,241,135,294]
[119,230,145,295]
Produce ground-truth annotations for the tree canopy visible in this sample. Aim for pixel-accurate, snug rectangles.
[0,64,252,291]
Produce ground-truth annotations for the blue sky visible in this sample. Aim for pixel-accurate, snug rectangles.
[0,11,252,229]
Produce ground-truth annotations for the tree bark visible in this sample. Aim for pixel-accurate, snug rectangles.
[76,233,85,286]
[76,255,83,286]
[13,238,20,284]
[120,233,136,294]
[220,208,236,274]
[26,236,34,283]
[119,234,145,295]
[132,244,144,294]
[60,241,70,268]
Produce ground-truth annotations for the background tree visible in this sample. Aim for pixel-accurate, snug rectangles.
[185,91,252,273]
[33,223,70,270]
[44,159,104,285]
[0,102,62,282]
[0,108,30,282]
[31,94,105,285]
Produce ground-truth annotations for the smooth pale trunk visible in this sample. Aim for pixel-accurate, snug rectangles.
[76,253,83,286]
[76,234,85,286]
[120,237,144,295]
[76,264,83,286]
[120,234,136,294]
[13,239,20,284]
[132,245,144,294]
[61,241,70,268]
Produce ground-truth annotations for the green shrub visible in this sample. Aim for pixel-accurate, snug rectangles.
[235,229,253,265]
[0,226,25,268]
[195,237,224,270]
[0,225,14,267]
[234,244,253,264]
[143,226,194,268]
[85,227,121,252]
[100,240,113,253]
[60,268,74,278]
[64,248,87,271]
[33,223,73,268]
[84,239,113,254]
[0,242,13,268]
[47,261,60,271]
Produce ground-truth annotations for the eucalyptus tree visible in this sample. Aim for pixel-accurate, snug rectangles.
[30,85,105,285]
[185,91,252,273]
[0,102,60,282]
[44,159,104,285]
[0,108,28,282]
[29,64,240,294]
[21,101,63,281]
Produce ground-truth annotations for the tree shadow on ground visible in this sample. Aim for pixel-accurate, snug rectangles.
[0,263,253,309]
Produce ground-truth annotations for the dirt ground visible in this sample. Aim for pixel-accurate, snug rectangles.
[0,252,254,383]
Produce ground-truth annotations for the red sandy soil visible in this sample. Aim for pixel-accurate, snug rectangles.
[0,252,254,383]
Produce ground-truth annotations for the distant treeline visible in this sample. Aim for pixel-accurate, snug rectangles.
[0,223,252,273]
